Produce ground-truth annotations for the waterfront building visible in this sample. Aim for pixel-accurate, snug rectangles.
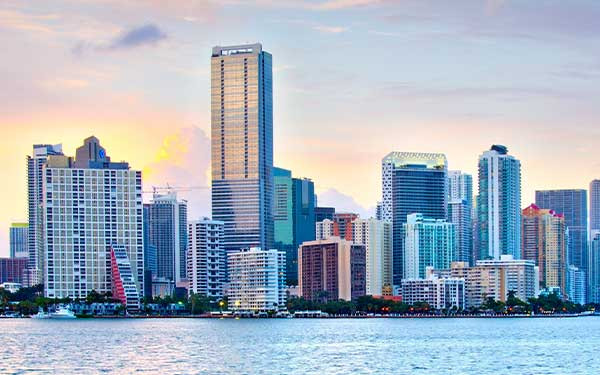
[298,237,366,302]
[521,204,567,293]
[352,218,393,295]
[187,218,226,299]
[477,145,522,261]
[43,136,144,299]
[27,143,63,285]
[211,43,274,254]
[535,189,587,276]
[110,245,141,312]
[476,255,537,303]
[440,262,505,309]
[590,180,600,237]
[401,270,465,310]
[145,193,188,284]
[9,223,28,258]
[567,265,586,305]
[227,247,286,312]
[0,282,21,293]
[589,234,600,304]
[0,258,27,284]
[142,205,157,297]
[403,213,456,280]
[315,207,335,222]
[447,171,473,264]
[381,152,447,285]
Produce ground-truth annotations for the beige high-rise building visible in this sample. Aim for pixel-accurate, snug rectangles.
[522,204,567,293]
[352,218,393,295]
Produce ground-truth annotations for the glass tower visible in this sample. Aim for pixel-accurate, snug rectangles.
[381,152,448,285]
[211,43,274,255]
[477,145,521,261]
[447,171,473,265]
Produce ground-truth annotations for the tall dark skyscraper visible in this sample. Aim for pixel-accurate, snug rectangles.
[211,43,274,254]
[535,189,587,274]
[381,152,448,285]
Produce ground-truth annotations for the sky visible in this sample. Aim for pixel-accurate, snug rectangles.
[2,0,600,256]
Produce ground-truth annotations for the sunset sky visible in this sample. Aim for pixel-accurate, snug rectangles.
[2,0,600,256]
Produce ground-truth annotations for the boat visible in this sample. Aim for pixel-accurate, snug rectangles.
[31,307,50,319]
[49,307,77,319]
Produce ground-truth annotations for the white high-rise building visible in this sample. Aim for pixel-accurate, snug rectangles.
[27,144,63,286]
[567,265,586,305]
[352,218,392,295]
[43,137,143,299]
[477,145,521,260]
[187,218,226,299]
[227,248,286,312]
[316,219,335,240]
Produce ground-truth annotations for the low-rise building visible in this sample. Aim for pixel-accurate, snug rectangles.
[401,269,465,310]
[227,248,286,312]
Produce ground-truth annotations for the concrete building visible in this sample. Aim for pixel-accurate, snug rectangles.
[476,255,537,303]
[521,204,567,293]
[0,258,28,284]
[211,43,274,254]
[110,245,141,312]
[227,248,286,312]
[447,170,473,265]
[27,144,63,285]
[9,223,28,259]
[43,136,144,299]
[352,218,393,295]
[567,265,586,305]
[401,271,465,310]
[145,193,188,284]
[315,207,335,222]
[535,189,587,278]
[403,213,456,280]
[477,145,522,261]
[381,152,447,285]
[298,237,366,302]
[316,219,335,240]
[441,262,505,309]
[187,218,225,299]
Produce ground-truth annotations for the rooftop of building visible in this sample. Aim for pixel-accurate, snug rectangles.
[382,152,447,170]
[212,43,262,57]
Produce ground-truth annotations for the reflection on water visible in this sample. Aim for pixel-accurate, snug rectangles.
[1,318,599,374]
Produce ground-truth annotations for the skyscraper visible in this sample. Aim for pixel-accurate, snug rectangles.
[9,223,28,259]
[535,189,587,274]
[352,218,393,295]
[315,207,335,222]
[477,145,521,261]
[381,152,447,285]
[403,213,456,279]
[187,218,226,299]
[146,193,188,285]
[43,137,143,299]
[211,43,274,255]
[447,171,473,264]
[521,204,567,293]
[588,233,600,304]
[27,144,63,285]
[590,180,600,237]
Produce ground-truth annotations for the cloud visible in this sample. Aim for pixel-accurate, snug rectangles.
[313,25,348,33]
[109,24,167,49]
[310,0,384,10]
[143,126,212,220]
[317,188,374,218]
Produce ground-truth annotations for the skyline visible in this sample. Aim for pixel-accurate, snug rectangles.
[3,0,600,256]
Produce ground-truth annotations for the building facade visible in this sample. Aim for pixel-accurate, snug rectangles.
[9,223,28,259]
[447,171,473,265]
[535,189,587,277]
[43,137,144,299]
[187,218,225,299]
[315,207,335,222]
[145,193,188,284]
[352,218,393,295]
[477,145,521,261]
[211,43,274,254]
[567,265,586,305]
[27,144,63,285]
[0,258,28,284]
[403,213,456,280]
[588,234,600,304]
[110,245,141,311]
[381,152,448,285]
[476,255,537,304]
[227,248,286,312]
[442,261,505,309]
[298,238,366,302]
[401,272,465,310]
[521,204,566,293]
[590,180,600,237]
